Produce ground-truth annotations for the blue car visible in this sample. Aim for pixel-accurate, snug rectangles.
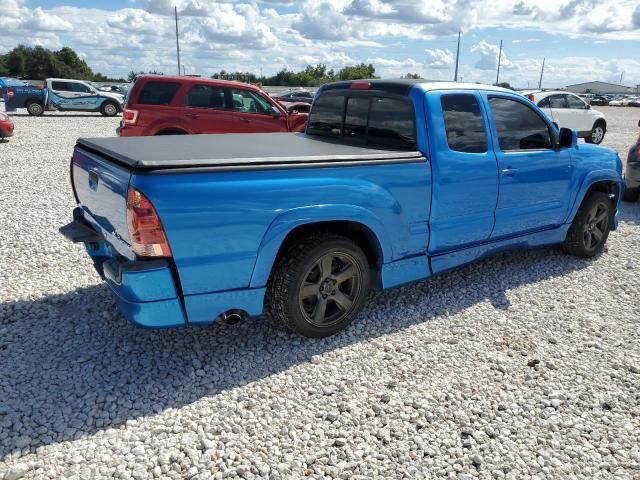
[61,80,623,337]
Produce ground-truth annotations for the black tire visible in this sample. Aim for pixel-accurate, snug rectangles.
[26,100,44,116]
[623,185,639,202]
[585,121,606,145]
[100,101,119,117]
[265,232,371,338]
[563,192,613,258]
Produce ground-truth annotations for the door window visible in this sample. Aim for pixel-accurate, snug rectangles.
[441,94,487,153]
[230,89,274,115]
[548,95,568,108]
[488,97,553,151]
[71,82,93,93]
[566,94,588,109]
[185,85,226,109]
[51,81,71,91]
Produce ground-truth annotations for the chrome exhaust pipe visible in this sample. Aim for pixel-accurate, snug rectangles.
[221,310,243,325]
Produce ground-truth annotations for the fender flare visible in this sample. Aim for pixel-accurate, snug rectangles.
[249,204,391,288]
[566,169,622,223]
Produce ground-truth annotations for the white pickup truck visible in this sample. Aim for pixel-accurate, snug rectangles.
[4,78,125,116]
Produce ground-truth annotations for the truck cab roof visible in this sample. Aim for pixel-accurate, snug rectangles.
[319,79,516,96]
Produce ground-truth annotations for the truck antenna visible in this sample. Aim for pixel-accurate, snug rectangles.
[495,40,502,85]
[454,31,461,82]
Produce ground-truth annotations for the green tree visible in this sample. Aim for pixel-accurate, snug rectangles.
[337,63,376,81]
[0,55,9,76]
[402,73,422,79]
[496,82,514,90]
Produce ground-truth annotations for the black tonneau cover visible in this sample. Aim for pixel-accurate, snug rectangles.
[76,132,424,171]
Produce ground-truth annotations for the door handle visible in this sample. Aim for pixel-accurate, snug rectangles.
[186,113,199,119]
[501,168,518,176]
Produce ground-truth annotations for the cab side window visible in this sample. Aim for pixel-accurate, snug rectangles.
[52,81,71,91]
[489,97,553,151]
[441,94,487,153]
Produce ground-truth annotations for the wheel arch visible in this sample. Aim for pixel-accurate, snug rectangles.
[23,97,43,108]
[249,209,391,290]
[568,173,621,228]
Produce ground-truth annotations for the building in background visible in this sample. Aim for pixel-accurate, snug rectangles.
[565,81,638,94]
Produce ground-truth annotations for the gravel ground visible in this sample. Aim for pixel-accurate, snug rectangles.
[0,107,639,480]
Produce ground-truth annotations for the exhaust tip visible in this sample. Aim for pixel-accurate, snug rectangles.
[221,310,244,325]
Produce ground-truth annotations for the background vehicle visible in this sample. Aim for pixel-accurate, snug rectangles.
[525,91,607,144]
[623,120,640,202]
[0,111,14,139]
[118,75,308,137]
[273,89,315,104]
[4,78,124,116]
[98,84,130,96]
[589,95,610,106]
[62,80,623,338]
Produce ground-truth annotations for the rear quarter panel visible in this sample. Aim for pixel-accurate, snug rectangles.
[131,162,431,296]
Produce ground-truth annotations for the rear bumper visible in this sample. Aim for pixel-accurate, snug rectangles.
[60,216,187,328]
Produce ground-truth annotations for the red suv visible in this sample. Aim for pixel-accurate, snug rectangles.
[118,75,308,137]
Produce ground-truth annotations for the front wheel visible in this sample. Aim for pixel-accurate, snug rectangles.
[100,101,119,117]
[563,192,613,258]
[265,233,371,338]
[585,122,606,145]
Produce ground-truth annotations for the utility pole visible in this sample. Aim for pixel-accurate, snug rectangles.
[454,31,461,82]
[175,6,181,76]
[619,71,624,84]
[495,40,503,85]
[538,58,545,89]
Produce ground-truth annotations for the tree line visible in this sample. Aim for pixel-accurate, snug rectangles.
[1,45,428,86]
[0,45,125,82]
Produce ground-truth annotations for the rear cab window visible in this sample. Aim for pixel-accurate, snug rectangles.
[137,81,181,105]
[307,92,416,149]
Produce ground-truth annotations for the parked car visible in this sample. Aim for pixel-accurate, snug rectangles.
[525,91,607,144]
[589,95,610,106]
[118,75,308,137]
[4,78,124,116]
[623,120,640,202]
[629,98,640,107]
[609,97,629,107]
[0,111,14,139]
[273,89,315,104]
[61,80,623,338]
[276,100,311,114]
[99,84,130,96]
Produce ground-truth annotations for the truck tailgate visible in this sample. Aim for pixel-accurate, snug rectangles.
[72,147,134,260]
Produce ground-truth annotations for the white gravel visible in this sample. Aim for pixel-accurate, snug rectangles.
[1,108,639,480]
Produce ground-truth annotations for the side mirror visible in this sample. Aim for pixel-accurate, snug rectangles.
[271,107,282,117]
[586,104,591,110]
[559,127,578,149]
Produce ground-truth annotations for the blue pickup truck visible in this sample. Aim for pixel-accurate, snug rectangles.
[61,80,623,338]
[4,78,124,116]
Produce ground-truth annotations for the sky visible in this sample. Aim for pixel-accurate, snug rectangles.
[1,0,639,87]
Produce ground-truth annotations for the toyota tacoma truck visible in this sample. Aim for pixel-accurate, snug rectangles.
[4,78,123,116]
[61,80,623,338]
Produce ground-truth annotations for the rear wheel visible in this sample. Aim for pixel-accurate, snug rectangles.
[265,233,370,338]
[26,100,44,116]
[100,101,119,117]
[563,192,613,258]
[585,121,606,144]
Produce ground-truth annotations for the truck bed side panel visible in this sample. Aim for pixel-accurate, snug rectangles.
[131,161,431,297]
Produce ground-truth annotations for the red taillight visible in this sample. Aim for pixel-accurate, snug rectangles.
[126,187,171,258]
[7,90,14,99]
[123,109,139,125]
[351,82,370,90]
[527,94,535,102]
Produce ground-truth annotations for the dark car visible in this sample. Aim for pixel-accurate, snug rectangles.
[0,111,14,139]
[623,120,640,202]
[590,95,610,106]
[273,90,315,104]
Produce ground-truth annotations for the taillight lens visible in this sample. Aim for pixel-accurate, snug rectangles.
[527,94,535,102]
[123,109,139,125]
[126,187,171,258]
[351,82,371,90]
[7,90,14,98]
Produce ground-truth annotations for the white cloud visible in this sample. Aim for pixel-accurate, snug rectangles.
[424,48,454,68]
[471,40,518,71]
